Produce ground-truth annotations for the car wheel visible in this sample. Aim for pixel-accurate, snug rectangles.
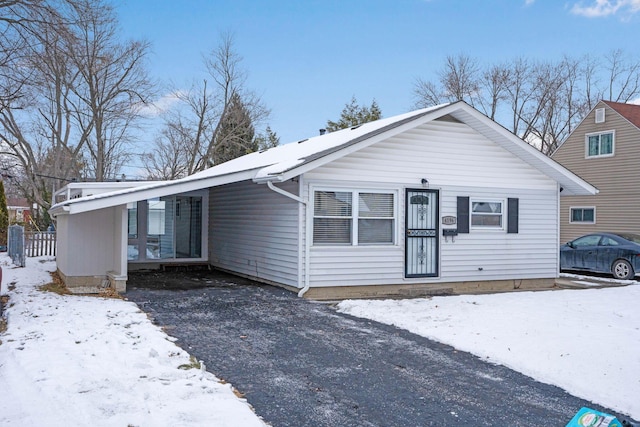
[612,259,634,280]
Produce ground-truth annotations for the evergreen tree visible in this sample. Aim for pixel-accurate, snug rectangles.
[0,180,8,247]
[326,96,382,132]
[256,126,280,151]
[214,92,257,164]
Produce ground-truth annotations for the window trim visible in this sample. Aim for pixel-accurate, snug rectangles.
[312,188,398,246]
[585,130,615,159]
[470,199,506,231]
[569,206,596,224]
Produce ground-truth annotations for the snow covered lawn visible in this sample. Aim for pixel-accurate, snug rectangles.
[0,255,266,427]
[337,282,640,420]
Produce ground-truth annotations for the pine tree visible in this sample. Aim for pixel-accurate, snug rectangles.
[325,96,383,132]
[0,181,8,247]
[256,126,280,151]
[214,92,257,164]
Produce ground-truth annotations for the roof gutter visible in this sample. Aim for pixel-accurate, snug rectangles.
[265,180,311,298]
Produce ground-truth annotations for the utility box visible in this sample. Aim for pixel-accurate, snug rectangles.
[8,225,25,268]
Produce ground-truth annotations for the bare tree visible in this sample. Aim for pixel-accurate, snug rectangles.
[477,63,510,121]
[144,33,271,178]
[413,50,640,156]
[603,49,640,103]
[66,0,153,181]
[414,54,481,109]
[0,1,78,209]
[140,121,191,180]
[0,0,153,218]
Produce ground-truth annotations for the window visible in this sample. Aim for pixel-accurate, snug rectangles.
[570,207,595,224]
[572,235,601,247]
[600,236,619,246]
[127,194,204,261]
[471,200,504,228]
[127,202,137,239]
[313,190,395,245]
[358,193,394,244]
[313,191,352,244]
[586,131,614,158]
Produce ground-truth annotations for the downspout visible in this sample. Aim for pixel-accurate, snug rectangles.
[266,180,311,297]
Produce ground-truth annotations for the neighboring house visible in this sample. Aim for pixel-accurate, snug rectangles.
[7,197,31,223]
[49,101,596,299]
[552,100,640,243]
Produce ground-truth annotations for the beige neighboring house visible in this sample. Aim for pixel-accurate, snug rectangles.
[552,100,640,243]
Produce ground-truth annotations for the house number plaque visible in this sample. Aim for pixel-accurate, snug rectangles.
[442,216,457,225]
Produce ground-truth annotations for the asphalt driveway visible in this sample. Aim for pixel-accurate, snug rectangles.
[125,269,625,427]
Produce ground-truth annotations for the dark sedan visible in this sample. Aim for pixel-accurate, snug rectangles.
[560,232,640,280]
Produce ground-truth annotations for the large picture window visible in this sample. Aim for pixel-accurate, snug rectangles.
[586,131,614,158]
[313,190,395,245]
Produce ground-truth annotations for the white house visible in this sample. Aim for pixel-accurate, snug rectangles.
[49,101,597,299]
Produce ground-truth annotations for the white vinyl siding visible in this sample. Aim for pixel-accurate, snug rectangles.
[55,207,119,277]
[439,187,558,281]
[303,119,560,288]
[209,180,300,287]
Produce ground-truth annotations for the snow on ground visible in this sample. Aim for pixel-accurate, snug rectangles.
[0,254,267,427]
[337,284,640,420]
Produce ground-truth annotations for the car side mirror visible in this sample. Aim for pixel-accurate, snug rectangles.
[567,242,574,248]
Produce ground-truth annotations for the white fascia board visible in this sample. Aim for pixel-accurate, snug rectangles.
[56,169,258,215]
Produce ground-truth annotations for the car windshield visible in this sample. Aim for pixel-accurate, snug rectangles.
[616,233,640,244]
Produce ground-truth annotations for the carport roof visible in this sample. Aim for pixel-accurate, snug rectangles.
[49,101,597,216]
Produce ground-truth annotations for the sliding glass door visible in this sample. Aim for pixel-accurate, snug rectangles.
[127,193,203,261]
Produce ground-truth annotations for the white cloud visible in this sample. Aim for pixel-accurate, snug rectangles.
[136,91,185,117]
[570,0,640,18]
[524,0,535,5]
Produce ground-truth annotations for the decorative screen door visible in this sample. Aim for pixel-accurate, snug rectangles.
[405,189,439,277]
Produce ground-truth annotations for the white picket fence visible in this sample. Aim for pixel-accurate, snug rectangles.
[25,231,57,257]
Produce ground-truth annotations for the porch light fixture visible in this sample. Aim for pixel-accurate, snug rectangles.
[421,178,429,188]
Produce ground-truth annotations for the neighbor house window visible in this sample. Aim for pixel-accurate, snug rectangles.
[471,200,504,229]
[586,131,614,158]
[570,207,595,224]
[313,190,395,245]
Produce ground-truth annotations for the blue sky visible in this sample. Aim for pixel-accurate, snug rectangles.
[116,0,639,174]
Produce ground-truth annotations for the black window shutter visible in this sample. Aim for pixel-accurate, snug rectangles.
[507,198,519,234]
[457,196,469,234]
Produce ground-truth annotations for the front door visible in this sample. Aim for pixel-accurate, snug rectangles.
[405,189,439,278]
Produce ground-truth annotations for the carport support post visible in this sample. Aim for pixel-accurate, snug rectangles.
[109,204,129,292]
[265,180,311,297]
